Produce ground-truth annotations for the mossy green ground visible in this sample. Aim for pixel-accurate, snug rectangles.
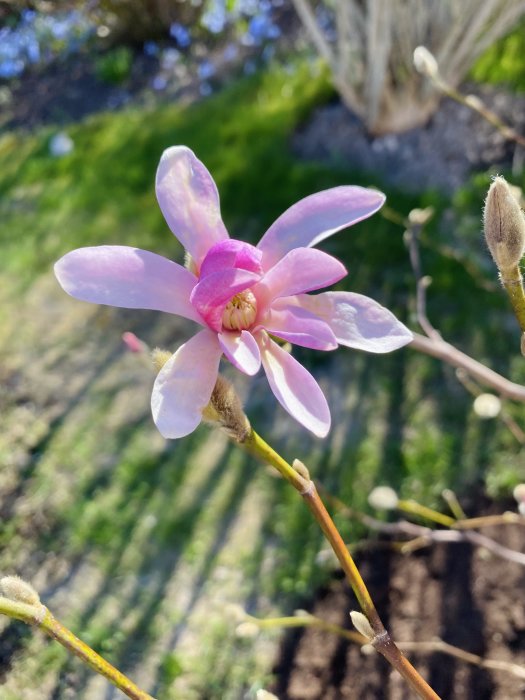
[1,56,525,698]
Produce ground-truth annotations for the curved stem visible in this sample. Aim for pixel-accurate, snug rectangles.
[241,429,441,700]
[0,597,155,700]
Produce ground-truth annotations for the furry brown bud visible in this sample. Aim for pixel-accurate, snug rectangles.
[202,375,250,442]
[484,176,525,274]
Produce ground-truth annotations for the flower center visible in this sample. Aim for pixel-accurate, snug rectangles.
[222,290,257,331]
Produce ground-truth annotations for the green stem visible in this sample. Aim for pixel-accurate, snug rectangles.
[397,499,456,527]
[0,598,155,700]
[241,429,441,700]
[501,265,525,335]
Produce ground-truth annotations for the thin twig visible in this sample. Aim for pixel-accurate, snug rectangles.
[241,431,441,700]
[248,613,525,681]
[410,332,525,402]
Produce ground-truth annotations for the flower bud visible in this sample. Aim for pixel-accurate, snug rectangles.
[151,348,172,372]
[413,46,439,78]
[473,393,501,419]
[235,621,259,638]
[484,176,525,274]
[122,332,147,354]
[256,691,279,700]
[368,486,399,510]
[513,483,525,504]
[0,576,40,606]
[202,375,250,442]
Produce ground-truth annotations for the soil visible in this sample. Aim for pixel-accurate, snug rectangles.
[271,500,525,700]
[292,85,525,194]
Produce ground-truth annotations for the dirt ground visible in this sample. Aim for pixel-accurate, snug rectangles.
[272,501,525,700]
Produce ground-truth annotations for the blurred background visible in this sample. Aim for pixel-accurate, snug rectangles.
[1,1,525,698]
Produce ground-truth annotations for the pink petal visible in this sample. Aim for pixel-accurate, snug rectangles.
[218,330,261,375]
[54,246,202,323]
[190,268,261,331]
[257,331,331,437]
[254,248,346,310]
[156,146,229,267]
[257,186,386,268]
[151,330,222,438]
[199,239,263,278]
[291,292,413,352]
[261,305,337,350]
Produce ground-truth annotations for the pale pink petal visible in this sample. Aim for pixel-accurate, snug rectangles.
[156,146,229,266]
[190,268,261,331]
[289,292,413,352]
[151,330,222,438]
[254,248,346,310]
[218,330,261,375]
[257,186,386,268]
[257,331,330,437]
[54,246,202,323]
[261,305,337,350]
[200,239,263,278]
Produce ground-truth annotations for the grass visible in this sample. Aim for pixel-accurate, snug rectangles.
[1,55,525,698]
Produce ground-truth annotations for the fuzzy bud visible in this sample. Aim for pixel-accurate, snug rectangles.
[473,393,501,419]
[513,483,525,504]
[368,486,399,510]
[350,611,375,641]
[0,576,40,606]
[235,621,260,638]
[292,459,310,481]
[484,176,525,274]
[407,207,434,226]
[256,691,279,700]
[151,348,172,372]
[202,375,250,442]
[413,46,439,78]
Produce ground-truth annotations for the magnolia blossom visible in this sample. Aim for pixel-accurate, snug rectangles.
[55,146,412,439]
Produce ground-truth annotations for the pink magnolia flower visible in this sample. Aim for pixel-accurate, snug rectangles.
[55,146,412,439]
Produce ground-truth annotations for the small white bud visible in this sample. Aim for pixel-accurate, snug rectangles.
[235,621,260,638]
[368,486,399,510]
[360,643,376,656]
[407,207,434,226]
[350,611,375,641]
[292,459,310,480]
[256,691,280,700]
[473,393,501,419]
[413,46,439,78]
[0,576,40,606]
[513,483,525,503]
[224,603,247,622]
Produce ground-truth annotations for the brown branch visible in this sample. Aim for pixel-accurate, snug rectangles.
[410,332,525,402]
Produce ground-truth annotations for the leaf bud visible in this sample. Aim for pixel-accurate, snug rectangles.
[368,486,399,510]
[0,576,40,606]
[350,611,375,641]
